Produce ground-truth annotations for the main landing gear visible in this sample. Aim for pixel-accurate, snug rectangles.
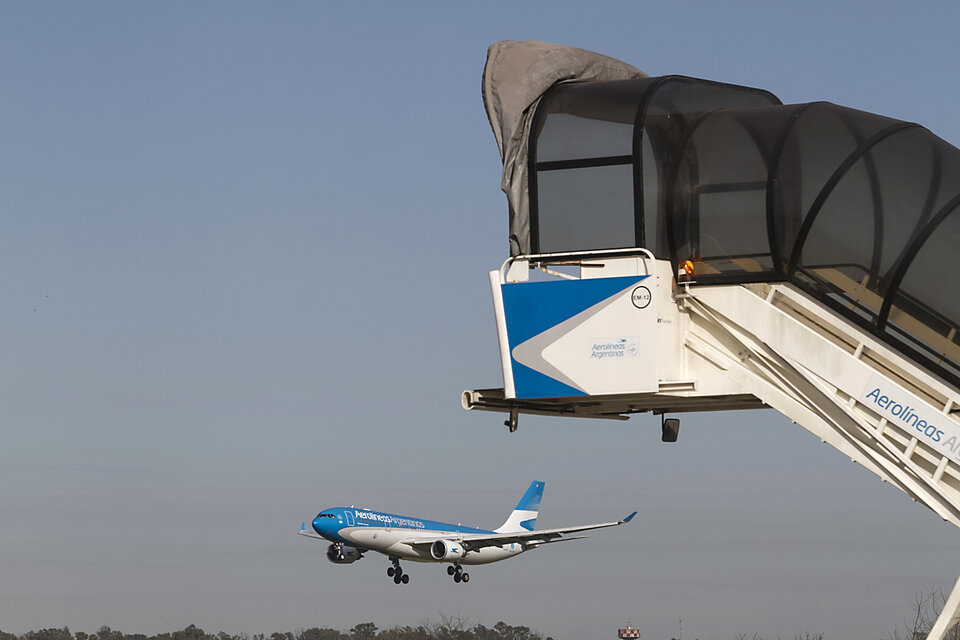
[386,558,409,585]
[447,564,470,583]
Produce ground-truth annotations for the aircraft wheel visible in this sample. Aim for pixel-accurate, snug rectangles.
[394,573,402,584]
[447,566,456,576]
[387,567,395,577]
[461,572,469,583]
[453,573,462,583]
[401,574,409,584]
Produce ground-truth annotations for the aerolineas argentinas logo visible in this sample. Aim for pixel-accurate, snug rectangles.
[863,387,945,442]
[859,375,960,463]
[355,511,426,529]
[590,337,640,360]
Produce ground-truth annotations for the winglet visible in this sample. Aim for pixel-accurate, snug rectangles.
[621,511,637,524]
[300,521,307,531]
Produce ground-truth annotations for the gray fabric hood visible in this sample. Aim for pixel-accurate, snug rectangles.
[481,40,647,255]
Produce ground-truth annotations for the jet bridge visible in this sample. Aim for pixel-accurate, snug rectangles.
[465,41,960,639]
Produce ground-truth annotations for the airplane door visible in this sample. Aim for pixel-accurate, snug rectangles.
[345,510,355,527]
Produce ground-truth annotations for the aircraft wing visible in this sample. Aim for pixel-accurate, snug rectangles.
[407,511,636,552]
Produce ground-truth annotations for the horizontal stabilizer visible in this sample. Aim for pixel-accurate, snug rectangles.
[298,523,324,540]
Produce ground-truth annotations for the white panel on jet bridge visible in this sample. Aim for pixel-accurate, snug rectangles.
[491,273,658,399]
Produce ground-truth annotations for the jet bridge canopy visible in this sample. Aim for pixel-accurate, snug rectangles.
[516,74,960,388]
[480,42,960,638]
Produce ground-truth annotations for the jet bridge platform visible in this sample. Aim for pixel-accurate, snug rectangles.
[468,40,960,639]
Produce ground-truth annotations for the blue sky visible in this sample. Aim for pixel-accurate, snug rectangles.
[2,2,960,639]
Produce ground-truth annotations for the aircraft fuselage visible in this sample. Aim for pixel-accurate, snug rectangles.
[312,507,525,565]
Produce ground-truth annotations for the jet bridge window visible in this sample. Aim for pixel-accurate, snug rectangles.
[665,105,785,277]
[531,80,650,253]
[529,76,782,258]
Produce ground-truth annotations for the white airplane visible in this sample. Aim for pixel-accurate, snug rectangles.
[299,480,636,584]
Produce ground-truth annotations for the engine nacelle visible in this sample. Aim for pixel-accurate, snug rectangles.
[430,539,466,561]
[326,543,362,564]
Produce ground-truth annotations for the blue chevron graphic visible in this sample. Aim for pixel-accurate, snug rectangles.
[511,362,584,399]
[501,275,648,399]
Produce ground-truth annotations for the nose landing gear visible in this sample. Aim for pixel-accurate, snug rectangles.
[387,558,409,585]
[447,564,470,583]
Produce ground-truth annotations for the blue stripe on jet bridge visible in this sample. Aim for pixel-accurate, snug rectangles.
[512,362,584,399]
[501,276,647,347]
[501,275,648,399]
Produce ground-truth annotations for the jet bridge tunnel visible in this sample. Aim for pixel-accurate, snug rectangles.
[464,41,960,639]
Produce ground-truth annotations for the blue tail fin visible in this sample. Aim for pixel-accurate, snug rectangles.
[495,481,544,533]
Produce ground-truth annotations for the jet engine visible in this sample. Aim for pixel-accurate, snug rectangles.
[430,539,466,561]
[326,543,362,564]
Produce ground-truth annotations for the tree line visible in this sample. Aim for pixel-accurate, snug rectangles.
[6,595,960,640]
[0,617,551,640]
